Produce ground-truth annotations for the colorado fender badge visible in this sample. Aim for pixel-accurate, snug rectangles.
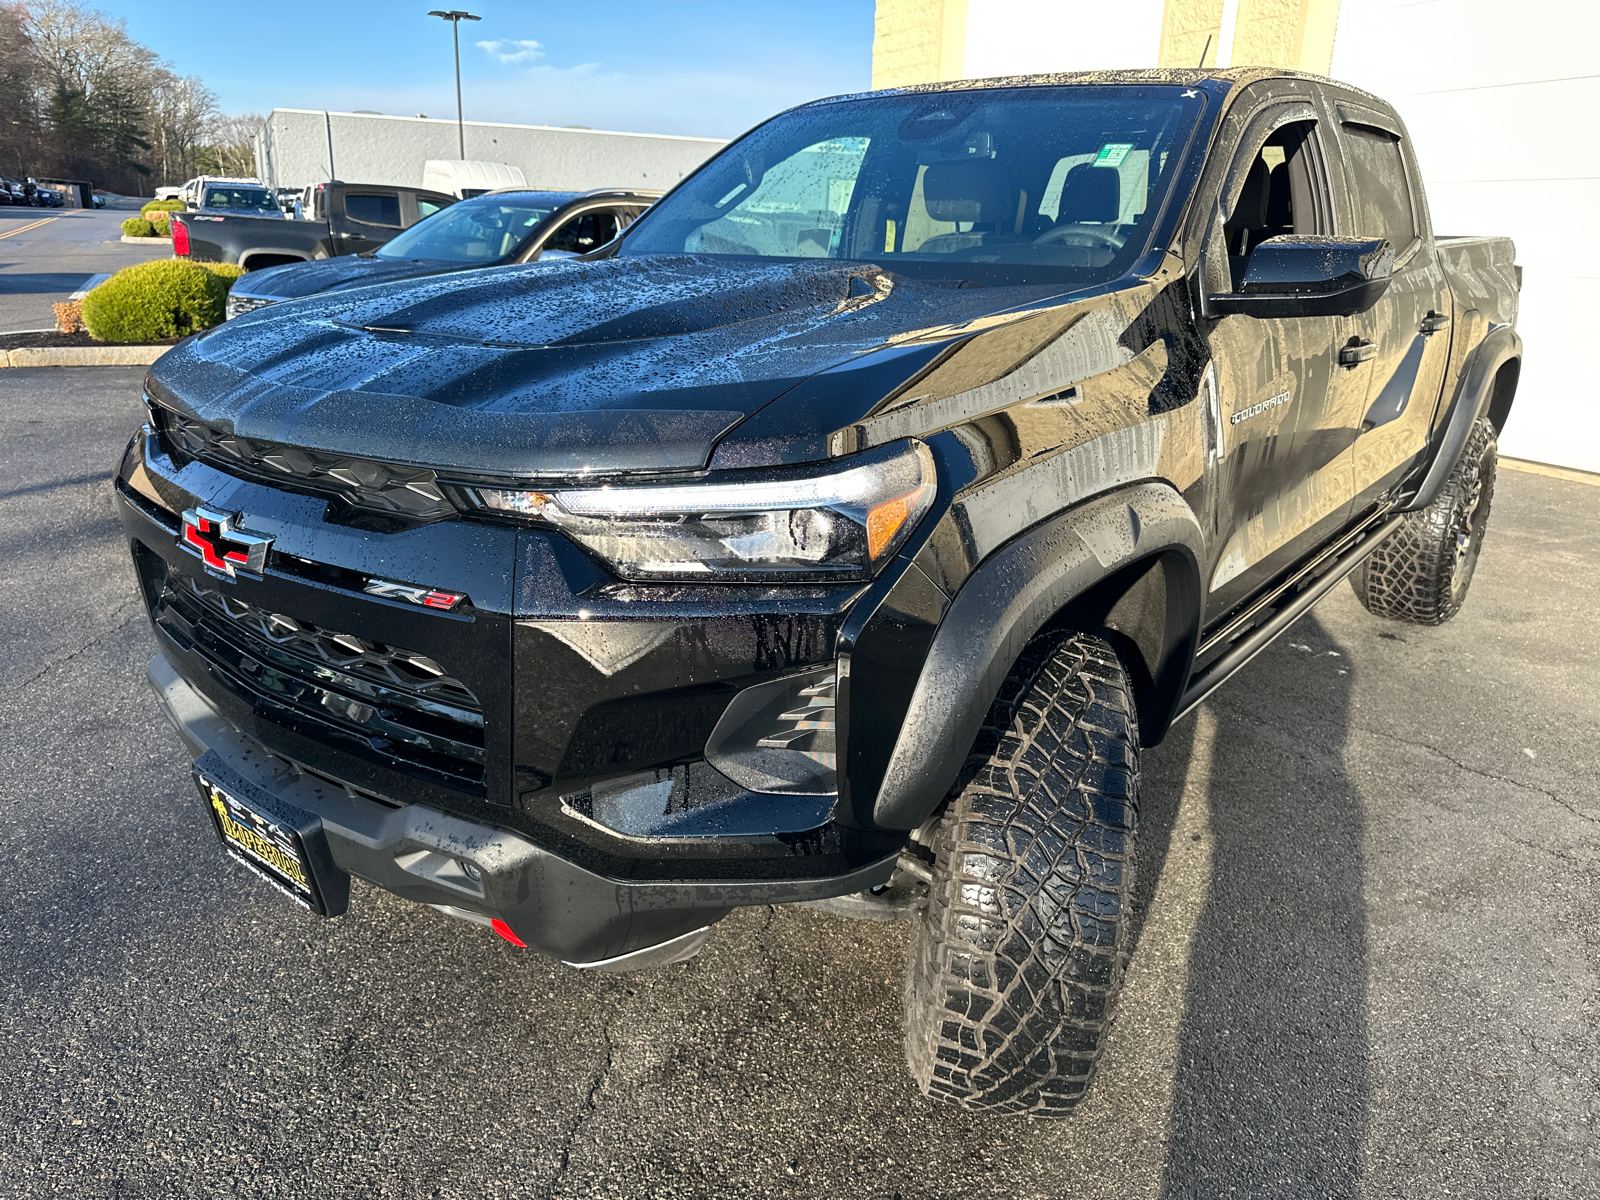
[180,507,271,580]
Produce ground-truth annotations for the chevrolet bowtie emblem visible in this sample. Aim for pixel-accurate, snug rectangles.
[180,507,271,580]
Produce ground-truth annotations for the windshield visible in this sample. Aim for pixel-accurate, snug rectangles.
[376,197,556,263]
[621,85,1204,284]
[203,186,277,212]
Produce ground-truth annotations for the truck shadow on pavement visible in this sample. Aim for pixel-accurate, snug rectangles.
[1137,611,1370,1199]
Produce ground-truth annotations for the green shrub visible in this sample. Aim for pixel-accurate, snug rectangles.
[121,217,153,237]
[81,259,235,343]
[149,216,171,237]
[141,199,185,215]
[199,261,246,287]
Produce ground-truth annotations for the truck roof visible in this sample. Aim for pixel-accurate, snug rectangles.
[813,67,1390,112]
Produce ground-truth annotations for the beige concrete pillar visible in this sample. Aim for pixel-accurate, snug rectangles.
[1157,0,1342,73]
[871,0,970,88]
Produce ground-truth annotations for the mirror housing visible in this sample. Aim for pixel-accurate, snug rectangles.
[1209,236,1394,319]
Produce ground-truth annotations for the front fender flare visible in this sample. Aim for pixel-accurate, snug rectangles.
[870,482,1205,831]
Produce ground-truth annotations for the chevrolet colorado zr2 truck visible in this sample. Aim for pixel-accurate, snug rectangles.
[115,68,1520,1116]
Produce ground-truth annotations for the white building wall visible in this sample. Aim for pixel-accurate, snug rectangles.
[253,110,727,197]
[1330,0,1600,471]
[961,1,1166,77]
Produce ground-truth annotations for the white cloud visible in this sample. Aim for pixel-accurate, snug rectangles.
[476,39,545,66]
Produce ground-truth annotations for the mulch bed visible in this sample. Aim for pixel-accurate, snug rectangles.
[0,330,182,351]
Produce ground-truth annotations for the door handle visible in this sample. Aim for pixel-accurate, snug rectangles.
[1338,339,1377,368]
[1420,311,1450,335]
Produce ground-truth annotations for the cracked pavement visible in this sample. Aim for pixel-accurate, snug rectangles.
[1,367,1595,1198]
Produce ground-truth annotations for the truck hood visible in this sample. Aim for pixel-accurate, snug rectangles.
[236,255,477,302]
[148,254,1066,476]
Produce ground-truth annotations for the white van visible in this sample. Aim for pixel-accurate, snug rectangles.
[421,160,528,199]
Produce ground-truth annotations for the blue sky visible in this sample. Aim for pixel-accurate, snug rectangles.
[99,1,875,139]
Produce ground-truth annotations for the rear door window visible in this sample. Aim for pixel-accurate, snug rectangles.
[1337,123,1417,250]
[345,193,402,227]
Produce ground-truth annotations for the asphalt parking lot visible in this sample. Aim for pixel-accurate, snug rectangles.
[0,209,170,332]
[1,365,1596,1199]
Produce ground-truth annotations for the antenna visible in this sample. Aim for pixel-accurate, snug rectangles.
[1197,34,1213,68]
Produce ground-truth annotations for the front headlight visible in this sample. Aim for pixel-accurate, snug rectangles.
[475,440,936,582]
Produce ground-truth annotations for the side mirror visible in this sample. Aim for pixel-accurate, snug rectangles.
[1209,236,1394,319]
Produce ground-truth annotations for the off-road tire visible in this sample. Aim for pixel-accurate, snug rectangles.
[1352,417,1497,625]
[904,631,1138,1116]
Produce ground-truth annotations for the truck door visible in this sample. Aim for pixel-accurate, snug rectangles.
[1326,100,1454,508]
[334,189,404,255]
[1198,99,1367,625]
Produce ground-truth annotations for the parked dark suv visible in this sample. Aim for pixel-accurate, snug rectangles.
[223,188,654,320]
[116,69,1519,1115]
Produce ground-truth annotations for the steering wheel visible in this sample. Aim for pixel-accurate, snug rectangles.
[1034,224,1125,252]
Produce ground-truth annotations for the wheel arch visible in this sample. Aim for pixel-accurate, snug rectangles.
[869,482,1205,831]
[238,250,310,271]
[1399,323,1521,512]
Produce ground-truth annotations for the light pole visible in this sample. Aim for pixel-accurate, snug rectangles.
[428,10,481,159]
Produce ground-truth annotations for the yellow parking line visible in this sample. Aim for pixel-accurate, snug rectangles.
[1501,457,1600,488]
[0,217,57,240]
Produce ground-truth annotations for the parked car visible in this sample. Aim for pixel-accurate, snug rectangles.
[0,179,23,205]
[118,68,1520,1116]
[171,180,457,270]
[180,175,259,209]
[274,187,299,215]
[224,188,654,318]
[194,181,284,218]
[34,184,62,207]
[153,185,185,202]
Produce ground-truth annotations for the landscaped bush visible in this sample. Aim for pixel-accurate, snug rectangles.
[141,199,185,216]
[121,216,153,237]
[200,261,246,286]
[149,216,171,237]
[81,259,238,343]
[54,300,84,334]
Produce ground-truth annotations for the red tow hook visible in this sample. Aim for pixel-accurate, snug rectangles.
[490,918,526,948]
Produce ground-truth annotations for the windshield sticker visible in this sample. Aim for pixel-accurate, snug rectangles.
[1095,143,1134,168]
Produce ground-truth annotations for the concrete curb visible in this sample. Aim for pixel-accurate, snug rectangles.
[2,346,169,368]
[119,234,173,245]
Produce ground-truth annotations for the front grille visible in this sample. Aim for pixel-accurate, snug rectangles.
[154,574,485,788]
[155,407,455,520]
[225,294,277,320]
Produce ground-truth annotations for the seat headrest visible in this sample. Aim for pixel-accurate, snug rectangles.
[1227,158,1271,232]
[923,159,1011,225]
[1057,164,1121,224]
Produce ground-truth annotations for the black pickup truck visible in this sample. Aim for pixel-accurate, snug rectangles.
[116,69,1519,1116]
[171,180,457,270]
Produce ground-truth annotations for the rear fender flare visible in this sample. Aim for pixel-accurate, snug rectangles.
[869,482,1205,831]
[1398,324,1521,513]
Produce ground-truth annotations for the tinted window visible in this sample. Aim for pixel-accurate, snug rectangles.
[1339,123,1416,248]
[543,210,622,255]
[345,193,402,227]
[621,86,1204,284]
[203,186,276,211]
[375,196,554,262]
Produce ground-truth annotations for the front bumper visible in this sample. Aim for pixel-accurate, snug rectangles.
[151,653,896,965]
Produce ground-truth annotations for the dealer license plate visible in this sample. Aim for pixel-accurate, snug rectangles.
[199,776,322,913]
